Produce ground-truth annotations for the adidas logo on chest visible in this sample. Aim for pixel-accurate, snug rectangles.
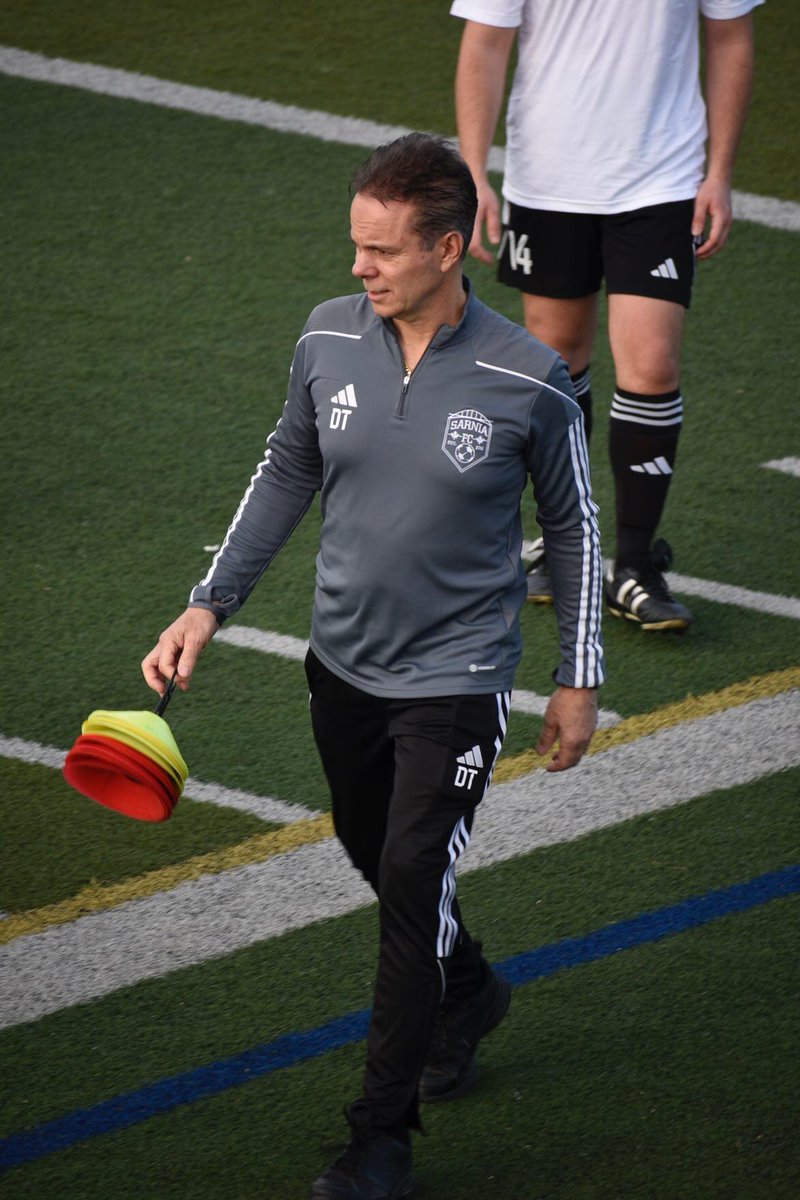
[329,384,358,430]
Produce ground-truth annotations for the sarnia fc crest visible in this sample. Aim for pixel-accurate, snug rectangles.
[442,409,493,473]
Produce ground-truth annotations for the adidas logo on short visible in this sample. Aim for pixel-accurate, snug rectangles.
[454,745,483,790]
[650,258,678,280]
[630,456,673,475]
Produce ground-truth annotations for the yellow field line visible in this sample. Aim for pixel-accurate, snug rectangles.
[3,664,798,947]
[493,664,800,783]
[0,815,333,947]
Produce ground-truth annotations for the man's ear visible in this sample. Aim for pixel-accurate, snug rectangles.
[439,230,465,272]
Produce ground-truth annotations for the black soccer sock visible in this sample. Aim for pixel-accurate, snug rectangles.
[570,365,593,444]
[609,386,682,570]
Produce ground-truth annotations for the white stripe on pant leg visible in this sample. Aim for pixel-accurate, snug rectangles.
[435,693,511,957]
[486,691,511,790]
[496,691,510,738]
[436,817,470,958]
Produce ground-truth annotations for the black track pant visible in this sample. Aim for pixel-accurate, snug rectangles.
[305,650,511,1132]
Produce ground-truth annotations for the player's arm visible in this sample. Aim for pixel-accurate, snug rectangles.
[454,19,517,263]
[142,337,322,695]
[526,360,604,770]
[694,12,756,259]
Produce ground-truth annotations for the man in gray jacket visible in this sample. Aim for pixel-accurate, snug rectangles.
[143,133,603,1200]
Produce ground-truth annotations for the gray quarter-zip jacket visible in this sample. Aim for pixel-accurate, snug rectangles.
[189,284,604,696]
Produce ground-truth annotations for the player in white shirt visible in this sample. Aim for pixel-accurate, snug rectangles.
[451,0,762,631]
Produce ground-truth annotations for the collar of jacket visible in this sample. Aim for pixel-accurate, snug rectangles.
[380,275,485,354]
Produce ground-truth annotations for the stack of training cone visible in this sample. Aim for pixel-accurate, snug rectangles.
[63,680,188,822]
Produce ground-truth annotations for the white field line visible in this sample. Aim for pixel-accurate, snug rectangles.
[181,779,315,823]
[0,735,66,771]
[2,45,799,235]
[0,45,409,148]
[762,457,800,480]
[214,624,622,727]
[216,626,309,661]
[666,573,800,621]
[0,734,315,824]
[1,688,797,1029]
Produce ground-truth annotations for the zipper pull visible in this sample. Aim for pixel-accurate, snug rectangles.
[397,370,411,418]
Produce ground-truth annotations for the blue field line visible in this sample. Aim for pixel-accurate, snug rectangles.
[2,863,798,1173]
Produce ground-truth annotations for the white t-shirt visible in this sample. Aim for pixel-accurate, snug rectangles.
[451,0,763,213]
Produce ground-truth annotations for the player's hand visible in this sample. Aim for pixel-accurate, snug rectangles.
[141,607,219,694]
[536,686,598,772]
[469,179,502,265]
[692,176,733,260]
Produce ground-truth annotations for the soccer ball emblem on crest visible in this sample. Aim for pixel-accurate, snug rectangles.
[442,409,493,473]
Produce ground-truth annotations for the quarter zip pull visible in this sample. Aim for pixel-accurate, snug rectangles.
[397,370,411,418]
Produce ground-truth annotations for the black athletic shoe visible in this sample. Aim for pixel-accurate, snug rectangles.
[523,537,554,604]
[309,1106,414,1200]
[605,539,693,631]
[419,970,511,1104]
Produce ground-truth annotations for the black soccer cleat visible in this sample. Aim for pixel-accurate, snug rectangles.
[309,1105,414,1199]
[523,536,554,604]
[419,969,511,1104]
[605,539,693,631]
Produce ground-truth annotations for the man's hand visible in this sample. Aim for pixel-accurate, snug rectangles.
[536,686,598,772]
[692,176,733,260]
[141,607,219,695]
[469,178,503,264]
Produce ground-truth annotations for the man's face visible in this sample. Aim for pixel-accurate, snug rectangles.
[350,192,450,324]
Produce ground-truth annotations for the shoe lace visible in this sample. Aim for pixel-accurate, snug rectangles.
[638,564,673,601]
[639,539,675,601]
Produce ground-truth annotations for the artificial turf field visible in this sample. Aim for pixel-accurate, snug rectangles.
[1,3,799,1196]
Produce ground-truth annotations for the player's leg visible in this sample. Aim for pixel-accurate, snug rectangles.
[363,690,511,1125]
[522,292,598,437]
[499,201,600,429]
[521,293,598,378]
[603,201,696,630]
[497,203,601,603]
[304,648,393,891]
[310,690,510,1198]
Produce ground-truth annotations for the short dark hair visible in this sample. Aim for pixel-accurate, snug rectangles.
[350,133,477,262]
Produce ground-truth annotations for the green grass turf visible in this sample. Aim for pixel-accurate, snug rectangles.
[2,73,798,801]
[2,768,798,1194]
[0,758,274,913]
[1,9,798,1199]
[0,0,797,202]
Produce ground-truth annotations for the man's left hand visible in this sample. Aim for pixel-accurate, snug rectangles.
[692,176,733,259]
[536,686,598,772]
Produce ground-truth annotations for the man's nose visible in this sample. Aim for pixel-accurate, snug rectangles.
[352,252,375,278]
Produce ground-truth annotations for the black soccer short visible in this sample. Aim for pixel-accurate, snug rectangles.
[497,199,697,308]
